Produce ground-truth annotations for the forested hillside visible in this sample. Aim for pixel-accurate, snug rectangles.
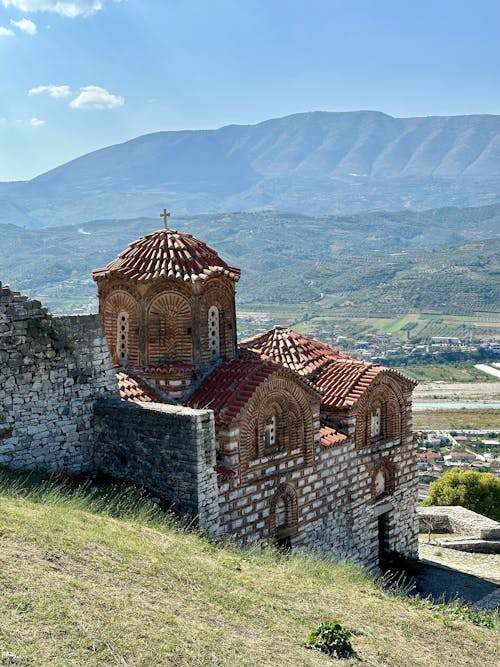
[0,206,498,316]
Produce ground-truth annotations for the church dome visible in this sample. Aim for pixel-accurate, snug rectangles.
[93,229,241,284]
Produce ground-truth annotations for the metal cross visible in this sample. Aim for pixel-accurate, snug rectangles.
[160,208,171,229]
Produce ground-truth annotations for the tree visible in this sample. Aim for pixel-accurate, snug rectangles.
[422,468,500,521]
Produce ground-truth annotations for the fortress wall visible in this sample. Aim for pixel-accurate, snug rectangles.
[93,398,219,533]
[0,282,117,472]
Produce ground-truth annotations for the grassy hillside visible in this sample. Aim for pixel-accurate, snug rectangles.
[0,472,498,666]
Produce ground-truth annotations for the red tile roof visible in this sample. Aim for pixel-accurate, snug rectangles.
[93,229,241,284]
[117,370,168,404]
[312,359,385,409]
[240,326,346,376]
[187,357,320,423]
[215,463,236,480]
[320,423,348,447]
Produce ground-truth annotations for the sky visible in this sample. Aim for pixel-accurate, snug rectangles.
[1,0,500,182]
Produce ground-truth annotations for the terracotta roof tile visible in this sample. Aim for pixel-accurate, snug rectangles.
[240,326,346,375]
[312,360,383,409]
[215,463,236,479]
[313,359,416,409]
[117,370,169,404]
[187,357,320,423]
[320,423,348,447]
[93,229,240,284]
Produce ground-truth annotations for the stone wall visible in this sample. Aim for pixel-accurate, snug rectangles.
[0,283,117,472]
[418,506,500,539]
[93,398,219,533]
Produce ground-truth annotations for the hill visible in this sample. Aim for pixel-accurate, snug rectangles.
[0,472,497,666]
[0,206,498,316]
[2,111,500,226]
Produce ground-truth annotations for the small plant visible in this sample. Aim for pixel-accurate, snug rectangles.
[306,620,356,659]
[433,603,498,629]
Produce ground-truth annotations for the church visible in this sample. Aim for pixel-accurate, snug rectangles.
[91,212,419,567]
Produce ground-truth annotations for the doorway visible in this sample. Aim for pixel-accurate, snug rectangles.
[378,512,391,568]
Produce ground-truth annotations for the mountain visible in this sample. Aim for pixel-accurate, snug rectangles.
[0,205,498,315]
[2,111,500,227]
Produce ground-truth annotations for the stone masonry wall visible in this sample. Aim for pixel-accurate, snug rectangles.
[0,283,117,472]
[93,398,219,534]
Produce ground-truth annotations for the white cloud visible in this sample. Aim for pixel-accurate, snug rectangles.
[1,1,119,17]
[29,84,71,97]
[30,117,46,126]
[0,25,15,35]
[10,17,37,34]
[70,85,124,110]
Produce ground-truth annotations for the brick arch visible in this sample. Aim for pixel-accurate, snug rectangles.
[97,277,141,304]
[269,483,299,540]
[144,278,193,303]
[199,277,236,361]
[102,290,140,366]
[147,292,193,364]
[239,374,315,468]
[257,392,304,455]
[355,375,406,447]
[371,459,397,499]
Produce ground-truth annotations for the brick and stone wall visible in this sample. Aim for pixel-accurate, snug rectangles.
[0,282,117,472]
[93,398,219,533]
[216,378,418,569]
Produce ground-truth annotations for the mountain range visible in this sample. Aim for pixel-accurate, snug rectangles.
[1,111,500,227]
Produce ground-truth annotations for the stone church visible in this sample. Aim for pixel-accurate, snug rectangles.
[91,219,418,566]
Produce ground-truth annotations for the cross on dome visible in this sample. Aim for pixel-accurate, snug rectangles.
[160,208,171,229]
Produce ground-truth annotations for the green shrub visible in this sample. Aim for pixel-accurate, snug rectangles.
[305,620,356,659]
[422,468,500,521]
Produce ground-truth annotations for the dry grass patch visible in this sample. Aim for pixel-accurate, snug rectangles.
[413,408,500,430]
[0,471,498,666]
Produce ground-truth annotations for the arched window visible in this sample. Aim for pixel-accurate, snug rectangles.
[208,305,220,358]
[270,485,298,550]
[370,406,381,439]
[374,469,387,499]
[265,414,276,451]
[275,496,287,530]
[116,311,129,365]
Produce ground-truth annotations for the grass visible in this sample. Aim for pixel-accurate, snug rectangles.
[413,409,500,430]
[0,470,498,666]
[400,363,498,383]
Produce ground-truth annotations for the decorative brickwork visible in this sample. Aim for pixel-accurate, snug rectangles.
[102,289,141,366]
[147,292,193,364]
[93,229,240,400]
[1,220,419,571]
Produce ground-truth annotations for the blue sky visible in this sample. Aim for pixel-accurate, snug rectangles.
[1,0,500,181]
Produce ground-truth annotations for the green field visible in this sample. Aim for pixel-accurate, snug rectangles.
[238,310,500,348]
[399,363,498,383]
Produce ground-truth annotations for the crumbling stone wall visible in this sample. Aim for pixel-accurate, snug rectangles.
[0,282,117,471]
[93,398,219,533]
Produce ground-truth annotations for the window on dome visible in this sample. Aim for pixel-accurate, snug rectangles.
[116,311,129,365]
[208,305,220,358]
[370,406,381,439]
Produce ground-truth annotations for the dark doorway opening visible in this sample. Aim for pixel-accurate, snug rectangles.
[378,512,391,569]
[275,525,293,551]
